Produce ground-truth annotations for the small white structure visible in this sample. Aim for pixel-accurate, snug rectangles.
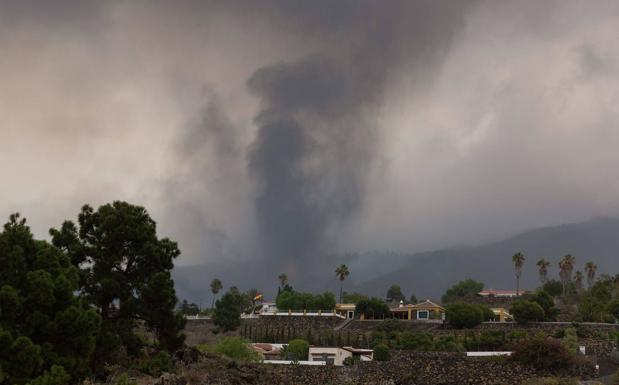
[466,351,512,357]
[308,346,373,366]
[259,301,278,314]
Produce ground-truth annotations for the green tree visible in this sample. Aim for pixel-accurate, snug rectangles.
[50,201,185,374]
[445,303,484,329]
[342,292,368,304]
[558,255,575,298]
[585,261,597,290]
[607,300,619,322]
[373,344,390,361]
[510,300,545,324]
[335,264,350,304]
[409,294,418,304]
[441,279,484,304]
[574,271,584,292]
[210,278,223,308]
[213,290,242,332]
[536,259,550,286]
[512,252,526,296]
[386,285,405,303]
[529,290,559,321]
[282,339,310,360]
[355,298,390,319]
[277,273,288,294]
[0,214,100,384]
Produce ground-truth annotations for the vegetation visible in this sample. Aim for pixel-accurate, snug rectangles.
[441,279,484,304]
[282,339,310,360]
[355,297,390,319]
[386,285,405,303]
[558,255,575,298]
[537,259,551,285]
[213,289,247,331]
[210,278,223,308]
[530,290,559,321]
[214,337,260,362]
[276,290,336,311]
[0,202,187,384]
[335,264,350,303]
[445,303,487,329]
[510,336,575,371]
[0,214,101,384]
[50,202,185,374]
[373,344,390,361]
[511,301,545,324]
[512,252,526,296]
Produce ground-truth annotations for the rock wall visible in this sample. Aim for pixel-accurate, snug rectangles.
[267,352,594,385]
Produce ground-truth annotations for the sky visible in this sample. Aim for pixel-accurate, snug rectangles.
[1,0,619,272]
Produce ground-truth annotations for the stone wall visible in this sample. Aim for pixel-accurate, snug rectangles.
[267,352,595,385]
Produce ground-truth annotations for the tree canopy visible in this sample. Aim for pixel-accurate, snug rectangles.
[441,279,484,304]
[50,201,185,375]
[0,214,100,384]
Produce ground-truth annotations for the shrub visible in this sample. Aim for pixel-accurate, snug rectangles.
[465,330,507,351]
[510,336,575,371]
[530,290,560,321]
[373,344,390,361]
[397,331,434,351]
[376,320,404,337]
[560,328,578,354]
[282,339,310,361]
[114,373,137,385]
[446,303,484,329]
[214,337,259,362]
[140,351,173,376]
[511,301,545,324]
[609,350,619,365]
[607,300,619,321]
[343,356,358,366]
[433,335,464,352]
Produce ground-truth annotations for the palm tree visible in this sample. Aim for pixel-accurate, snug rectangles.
[512,252,526,296]
[278,273,288,291]
[536,259,551,286]
[335,264,350,303]
[559,255,575,298]
[210,278,223,308]
[574,271,584,292]
[584,261,597,290]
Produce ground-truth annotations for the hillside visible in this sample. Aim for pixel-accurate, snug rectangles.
[173,217,619,304]
[354,216,619,300]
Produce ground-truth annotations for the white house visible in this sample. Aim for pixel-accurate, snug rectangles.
[308,346,373,366]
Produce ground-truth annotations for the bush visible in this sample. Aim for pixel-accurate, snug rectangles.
[373,344,390,361]
[511,301,545,324]
[609,350,619,365]
[114,373,137,385]
[433,335,464,352]
[397,331,434,351]
[465,330,507,351]
[446,303,484,329]
[530,290,559,321]
[510,336,575,371]
[282,339,310,361]
[140,351,173,376]
[343,356,358,366]
[214,337,259,362]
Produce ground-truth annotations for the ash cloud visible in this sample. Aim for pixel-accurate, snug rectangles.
[1,0,619,295]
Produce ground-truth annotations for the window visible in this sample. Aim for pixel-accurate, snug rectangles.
[347,311,354,319]
[417,310,429,320]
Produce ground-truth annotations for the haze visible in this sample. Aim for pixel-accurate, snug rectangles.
[2,0,619,273]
